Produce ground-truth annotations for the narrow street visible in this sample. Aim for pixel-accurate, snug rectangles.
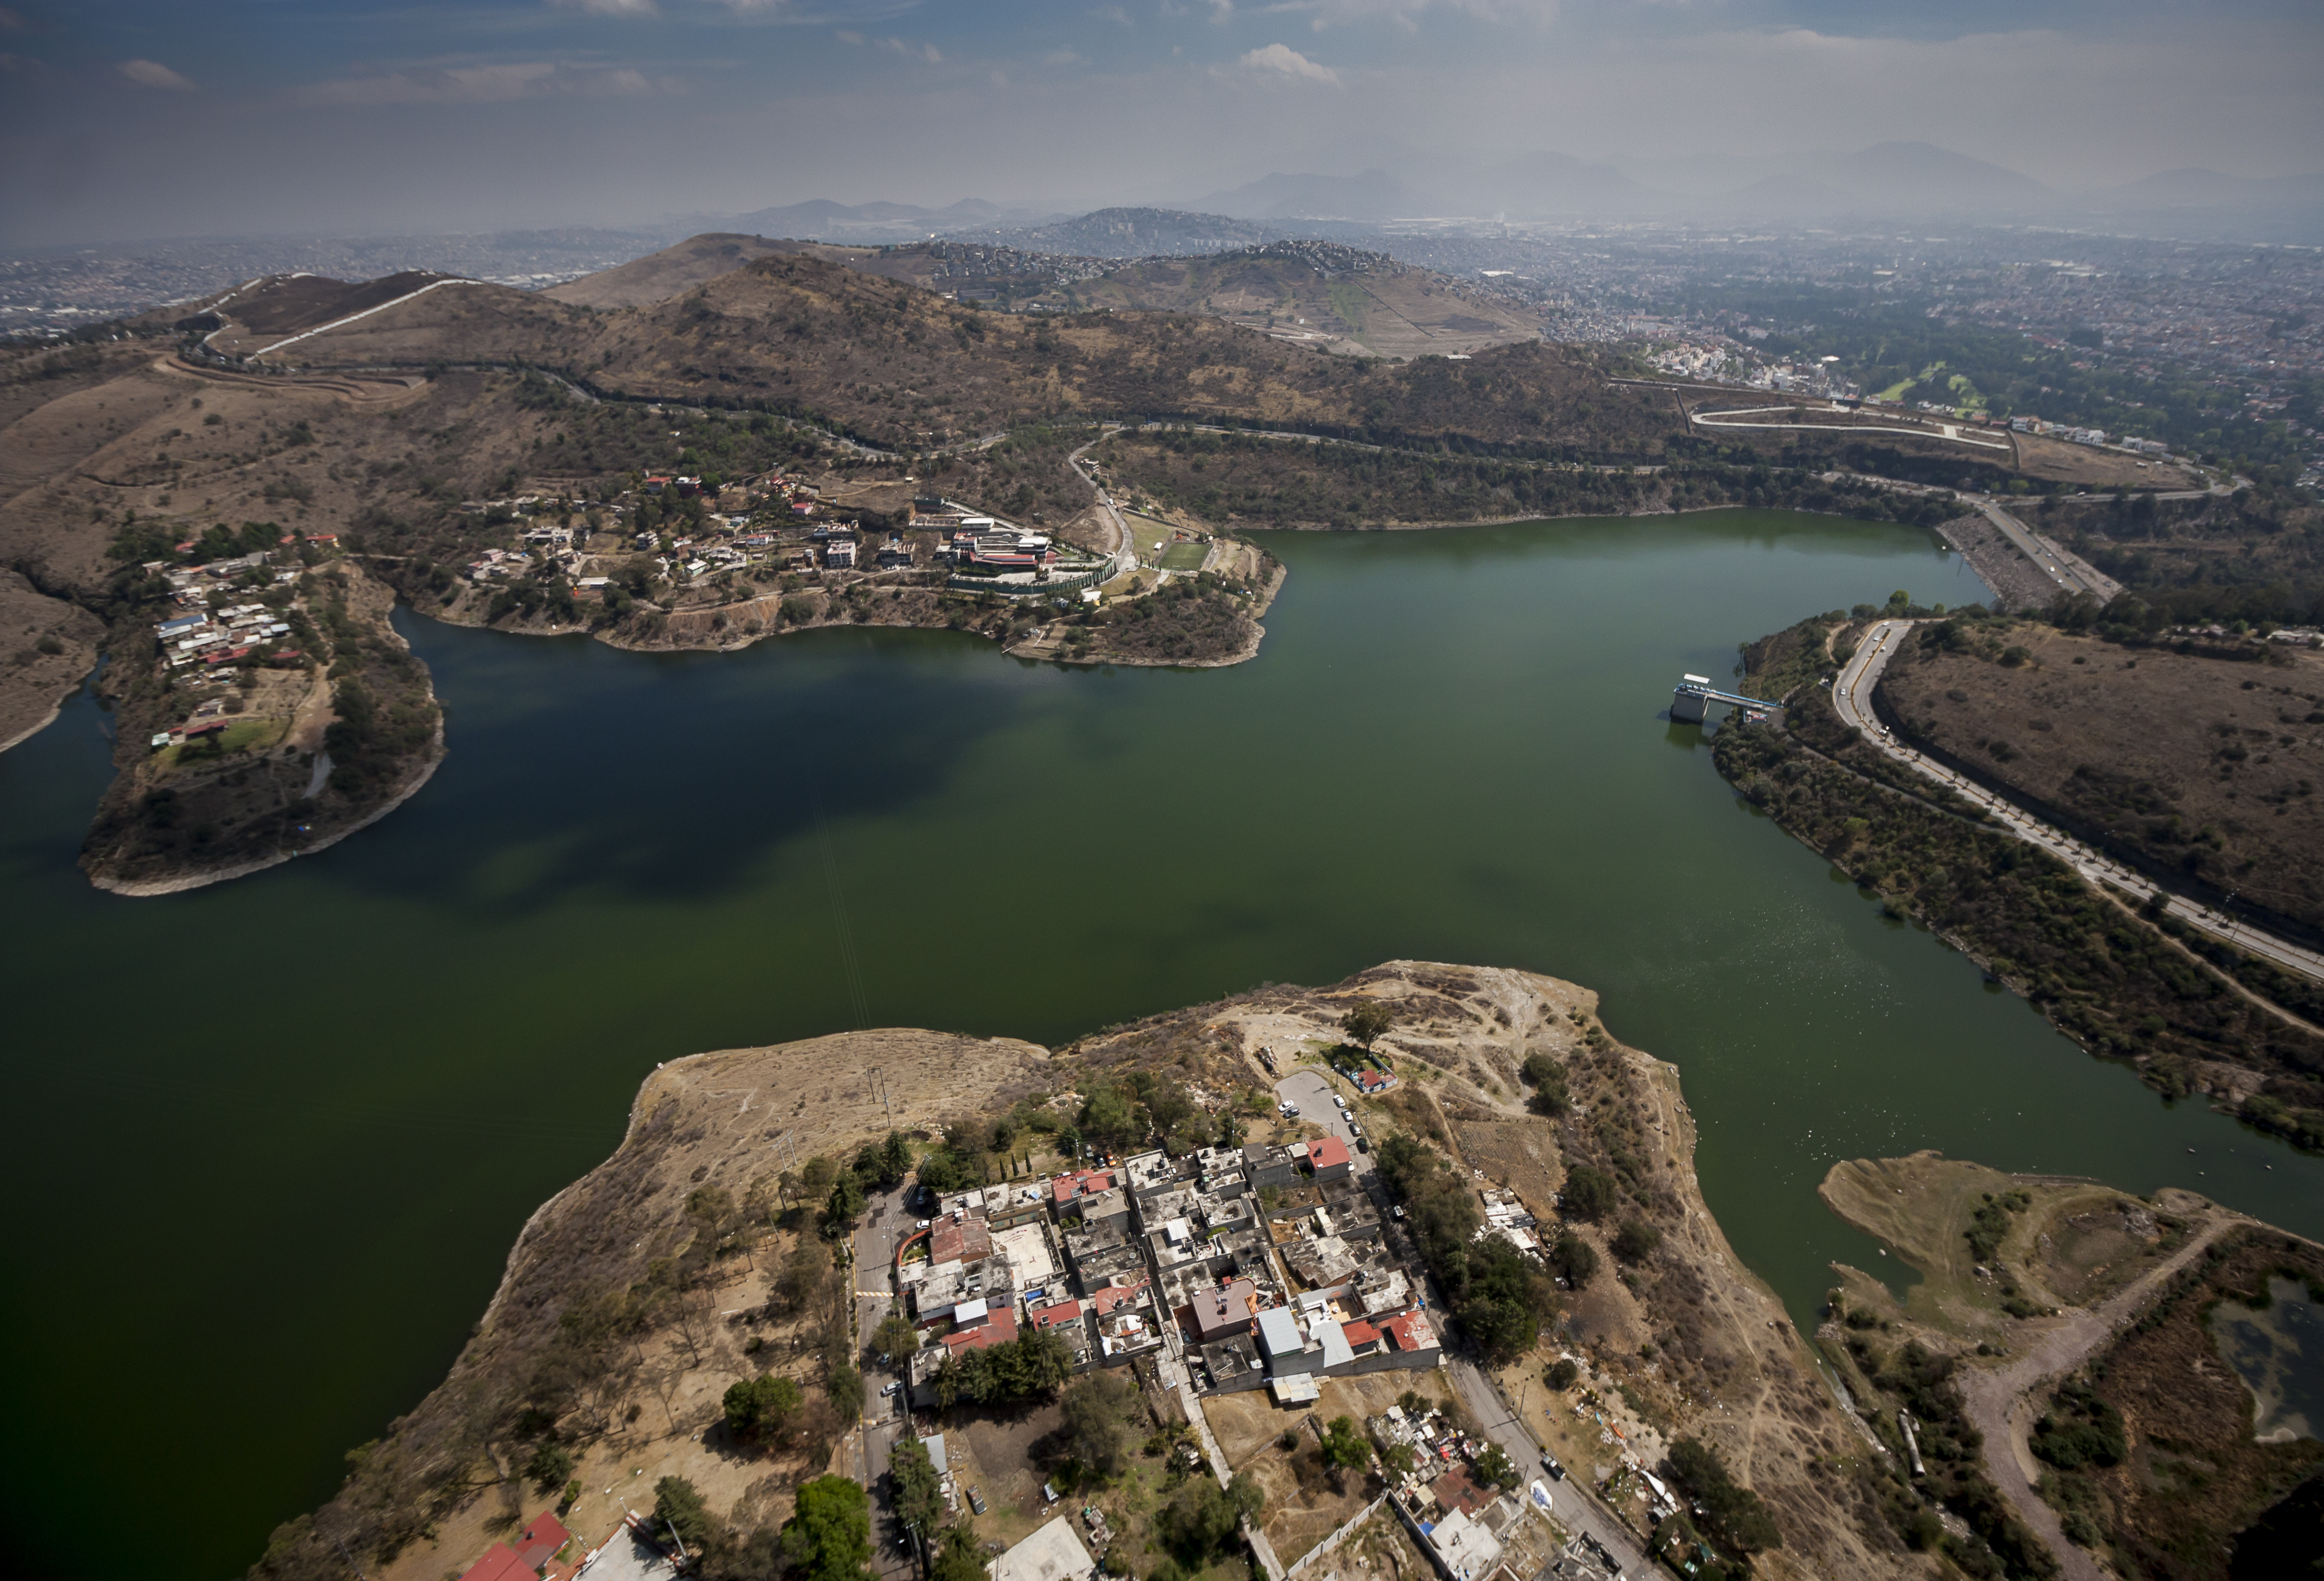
[852,1182,919,1579]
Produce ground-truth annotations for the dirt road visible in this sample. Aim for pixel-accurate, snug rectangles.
[1956,1206,2243,1581]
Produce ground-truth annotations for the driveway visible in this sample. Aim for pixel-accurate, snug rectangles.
[1271,1067,1376,1179]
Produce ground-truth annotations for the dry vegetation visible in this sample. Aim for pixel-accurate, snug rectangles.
[1818,1151,2324,1581]
[1878,622,2324,939]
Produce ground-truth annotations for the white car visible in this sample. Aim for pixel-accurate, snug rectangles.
[1333,1097,1349,1110]
[882,1382,901,1397]
[916,1219,931,1230]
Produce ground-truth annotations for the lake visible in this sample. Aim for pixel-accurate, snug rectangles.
[2,508,2316,1579]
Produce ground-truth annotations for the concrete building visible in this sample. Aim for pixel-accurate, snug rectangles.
[990,1516,1097,1581]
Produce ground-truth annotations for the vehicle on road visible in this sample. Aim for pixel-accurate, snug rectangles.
[1541,1452,1565,1480]
[881,1382,901,1396]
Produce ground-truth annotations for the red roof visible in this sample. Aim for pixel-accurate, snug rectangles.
[1382,1310,1437,1352]
[941,1304,1020,1354]
[1307,1136,1350,1171]
[1050,1169,1115,1205]
[1090,1281,1148,1317]
[459,1545,534,1581]
[1342,1320,1381,1348]
[512,1512,573,1571]
[1029,1297,1084,1331]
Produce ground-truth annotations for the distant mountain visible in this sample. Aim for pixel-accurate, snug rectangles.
[964,207,1286,259]
[1194,169,1413,221]
[1610,141,2052,218]
[719,197,1063,242]
[1456,152,1653,218]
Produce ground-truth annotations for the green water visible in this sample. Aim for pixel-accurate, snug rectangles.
[3,509,2318,1579]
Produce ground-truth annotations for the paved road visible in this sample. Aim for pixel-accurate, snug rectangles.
[1835,620,2324,988]
[1446,1361,1652,1579]
[1964,498,2120,601]
[1272,1064,1650,1577]
[1066,430,1139,581]
[851,1183,922,1579]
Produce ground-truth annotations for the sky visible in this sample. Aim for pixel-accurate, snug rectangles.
[2,0,2320,246]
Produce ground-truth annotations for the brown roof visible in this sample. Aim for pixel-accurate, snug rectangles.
[928,1217,991,1264]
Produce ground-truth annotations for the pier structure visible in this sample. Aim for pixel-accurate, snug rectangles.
[1671,672,1783,724]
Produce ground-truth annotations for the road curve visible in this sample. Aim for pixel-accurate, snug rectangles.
[1832,621,2324,986]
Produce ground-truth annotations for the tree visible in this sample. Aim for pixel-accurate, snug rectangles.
[1340,1001,1393,1052]
[1611,1220,1662,1265]
[871,1312,922,1364]
[1558,1165,1618,1223]
[1544,1359,1579,1391]
[1319,1415,1371,1483]
[889,1438,945,1542]
[654,1475,716,1553]
[1078,1080,1139,1150]
[1163,1473,1264,1559]
[1059,1372,1137,1478]
[782,1476,875,1581]
[799,1155,842,1207]
[525,1441,575,1494]
[824,1172,868,1233]
[1664,1440,1781,1556]
[1519,1053,1568,1117]
[827,1362,864,1413]
[1549,1230,1599,1291]
[930,1525,986,1581]
[1474,1443,1520,1491]
[723,1374,805,1444]
[880,1130,914,1185]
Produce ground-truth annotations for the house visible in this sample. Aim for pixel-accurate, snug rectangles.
[1353,1068,1396,1095]
[928,1218,992,1264]
[1306,1136,1352,1182]
[825,540,857,569]
[511,1512,573,1572]
[940,1300,1020,1356]
[1188,1278,1258,1345]
[990,1515,1097,1581]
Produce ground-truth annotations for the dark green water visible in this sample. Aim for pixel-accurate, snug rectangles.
[3,509,2317,1579]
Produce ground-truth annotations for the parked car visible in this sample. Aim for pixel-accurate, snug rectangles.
[916,1218,931,1230]
[882,1381,900,1396]
[1541,1453,1565,1480]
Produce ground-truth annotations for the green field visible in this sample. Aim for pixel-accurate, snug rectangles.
[1159,541,1208,571]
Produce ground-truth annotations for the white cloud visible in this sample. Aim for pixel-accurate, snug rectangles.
[836,28,864,43]
[546,0,659,14]
[289,61,657,107]
[117,58,196,91]
[1238,42,1337,82]
[1043,47,1087,67]
[1091,5,1133,25]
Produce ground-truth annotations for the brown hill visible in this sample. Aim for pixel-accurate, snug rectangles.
[1877,620,2324,939]
[1047,247,1541,358]
[544,234,841,309]
[244,250,1667,455]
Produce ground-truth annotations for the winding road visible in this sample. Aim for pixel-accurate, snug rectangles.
[1833,620,2324,987]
